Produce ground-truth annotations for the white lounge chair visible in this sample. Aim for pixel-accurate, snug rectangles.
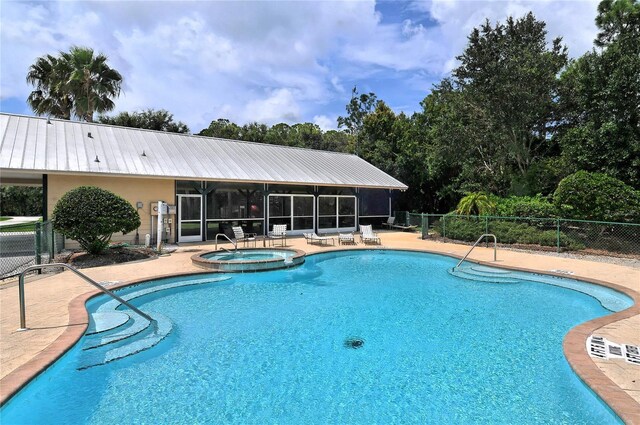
[339,232,356,245]
[268,224,287,246]
[382,217,395,229]
[359,224,381,244]
[232,226,257,247]
[303,232,335,246]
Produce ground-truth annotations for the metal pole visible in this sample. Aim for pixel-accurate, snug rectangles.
[157,200,163,252]
[34,222,42,274]
[18,274,27,330]
[17,263,155,331]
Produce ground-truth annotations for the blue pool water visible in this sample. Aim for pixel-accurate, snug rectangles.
[1,250,628,424]
[203,249,294,262]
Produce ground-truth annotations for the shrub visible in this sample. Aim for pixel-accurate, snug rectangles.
[553,171,640,222]
[494,195,557,218]
[455,192,496,215]
[52,186,140,254]
[434,216,583,250]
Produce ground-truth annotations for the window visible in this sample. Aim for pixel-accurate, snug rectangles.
[359,189,390,217]
[268,194,314,233]
[318,195,356,231]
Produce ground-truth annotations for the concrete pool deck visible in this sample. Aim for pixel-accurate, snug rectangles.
[1,232,639,422]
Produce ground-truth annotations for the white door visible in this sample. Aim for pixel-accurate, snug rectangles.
[178,194,202,242]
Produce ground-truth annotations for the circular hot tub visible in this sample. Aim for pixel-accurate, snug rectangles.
[192,248,305,272]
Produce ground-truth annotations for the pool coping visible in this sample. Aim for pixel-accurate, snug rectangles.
[191,247,306,272]
[1,247,638,423]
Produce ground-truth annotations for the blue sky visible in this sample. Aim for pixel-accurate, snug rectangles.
[1,0,600,134]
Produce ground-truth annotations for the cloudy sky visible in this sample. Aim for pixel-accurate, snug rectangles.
[1,0,600,134]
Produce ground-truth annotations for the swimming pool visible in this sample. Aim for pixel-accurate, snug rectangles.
[1,250,632,424]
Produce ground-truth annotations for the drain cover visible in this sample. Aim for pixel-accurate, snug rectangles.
[344,337,365,349]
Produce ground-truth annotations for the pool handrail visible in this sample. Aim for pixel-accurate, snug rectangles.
[17,263,155,331]
[214,233,237,252]
[455,234,497,269]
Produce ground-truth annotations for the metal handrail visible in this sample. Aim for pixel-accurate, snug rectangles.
[17,263,154,331]
[455,234,497,269]
[214,233,237,252]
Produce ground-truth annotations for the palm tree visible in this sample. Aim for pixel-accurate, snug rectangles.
[61,46,123,122]
[26,54,73,120]
[456,192,496,216]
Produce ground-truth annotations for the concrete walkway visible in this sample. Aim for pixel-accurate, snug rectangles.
[1,232,639,420]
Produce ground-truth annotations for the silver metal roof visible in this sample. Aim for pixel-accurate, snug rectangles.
[0,113,407,189]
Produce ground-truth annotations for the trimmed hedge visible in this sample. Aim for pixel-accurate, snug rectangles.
[52,186,140,254]
[434,216,584,250]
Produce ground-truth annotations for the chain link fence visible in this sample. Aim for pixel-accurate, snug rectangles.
[393,212,640,257]
[0,220,65,279]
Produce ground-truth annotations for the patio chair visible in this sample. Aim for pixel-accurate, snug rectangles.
[303,232,335,246]
[268,224,287,246]
[382,216,396,229]
[339,232,356,245]
[232,226,257,247]
[359,224,381,245]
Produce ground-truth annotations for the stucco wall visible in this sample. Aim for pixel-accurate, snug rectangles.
[47,174,176,246]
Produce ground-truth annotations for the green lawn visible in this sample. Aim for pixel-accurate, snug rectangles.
[0,217,11,221]
[0,220,42,232]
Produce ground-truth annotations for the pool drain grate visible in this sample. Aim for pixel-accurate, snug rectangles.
[344,337,365,349]
[587,335,640,365]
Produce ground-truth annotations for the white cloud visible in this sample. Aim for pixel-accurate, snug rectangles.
[313,115,337,131]
[1,0,601,131]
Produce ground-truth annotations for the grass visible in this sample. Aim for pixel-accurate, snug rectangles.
[0,220,42,232]
[0,217,11,221]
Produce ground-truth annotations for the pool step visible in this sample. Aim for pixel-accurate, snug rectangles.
[78,314,172,370]
[86,312,131,335]
[83,312,150,350]
[79,276,232,369]
[449,267,519,284]
[450,265,631,312]
[96,276,232,313]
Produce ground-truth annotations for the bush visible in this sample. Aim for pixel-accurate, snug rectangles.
[52,186,140,254]
[0,186,42,216]
[455,192,496,215]
[434,216,583,250]
[494,195,557,218]
[553,171,640,222]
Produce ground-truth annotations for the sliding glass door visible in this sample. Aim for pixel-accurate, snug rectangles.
[268,194,314,235]
[318,195,356,233]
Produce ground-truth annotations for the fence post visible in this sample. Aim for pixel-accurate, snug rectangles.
[49,222,55,262]
[443,215,447,239]
[35,222,42,272]
[556,219,561,253]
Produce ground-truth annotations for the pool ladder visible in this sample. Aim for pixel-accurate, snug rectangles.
[454,234,497,270]
[214,233,237,252]
[16,263,155,331]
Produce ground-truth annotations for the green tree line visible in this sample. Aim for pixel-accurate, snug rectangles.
[22,0,639,219]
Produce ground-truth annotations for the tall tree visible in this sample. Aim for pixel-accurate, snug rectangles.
[198,118,242,139]
[98,109,190,133]
[26,46,122,122]
[61,46,123,122]
[26,54,73,120]
[558,0,640,187]
[337,86,377,154]
[453,13,568,179]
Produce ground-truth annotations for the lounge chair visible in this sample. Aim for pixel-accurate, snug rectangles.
[391,223,418,232]
[382,216,395,229]
[303,232,335,246]
[232,226,257,247]
[268,224,287,246]
[339,232,356,245]
[359,224,381,244]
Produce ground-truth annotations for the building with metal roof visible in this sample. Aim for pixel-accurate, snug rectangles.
[0,113,407,243]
